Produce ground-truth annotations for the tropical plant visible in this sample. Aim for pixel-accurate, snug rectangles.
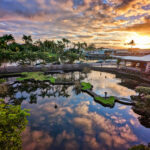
[0,99,30,150]
[22,35,32,45]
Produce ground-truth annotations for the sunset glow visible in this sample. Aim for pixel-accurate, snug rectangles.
[0,0,150,49]
[125,33,150,49]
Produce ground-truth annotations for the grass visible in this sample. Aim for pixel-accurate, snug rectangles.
[49,77,56,84]
[0,78,6,84]
[94,96,115,107]
[17,72,46,81]
[48,53,58,58]
[16,72,56,83]
[81,82,92,90]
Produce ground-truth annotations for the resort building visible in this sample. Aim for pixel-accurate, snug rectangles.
[85,48,115,59]
[114,49,150,56]
[115,54,150,73]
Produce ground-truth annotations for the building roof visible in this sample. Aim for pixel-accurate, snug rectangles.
[114,54,150,62]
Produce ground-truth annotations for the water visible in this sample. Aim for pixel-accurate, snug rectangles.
[1,71,150,150]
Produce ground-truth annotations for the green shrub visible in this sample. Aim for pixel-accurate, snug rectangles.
[145,95,150,101]
[136,86,150,95]
[0,99,30,149]
[0,78,6,84]
[49,77,56,84]
[128,144,150,150]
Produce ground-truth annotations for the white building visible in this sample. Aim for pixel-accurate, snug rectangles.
[114,54,150,73]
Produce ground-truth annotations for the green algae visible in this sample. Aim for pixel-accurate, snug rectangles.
[94,96,115,107]
[81,82,92,90]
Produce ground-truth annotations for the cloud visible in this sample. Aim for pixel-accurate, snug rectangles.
[110,16,150,36]
[74,101,138,149]
[0,0,150,48]
[22,127,53,150]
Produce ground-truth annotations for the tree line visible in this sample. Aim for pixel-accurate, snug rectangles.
[0,34,95,65]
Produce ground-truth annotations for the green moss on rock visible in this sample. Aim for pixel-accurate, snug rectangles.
[94,96,115,107]
[81,82,92,90]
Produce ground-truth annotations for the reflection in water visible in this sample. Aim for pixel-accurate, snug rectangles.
[1,71,150,150]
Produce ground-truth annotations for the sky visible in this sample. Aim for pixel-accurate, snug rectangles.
[0,0,150,49]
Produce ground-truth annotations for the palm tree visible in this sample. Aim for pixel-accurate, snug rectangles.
[3,34,15,44]
[128,40,135,48]
[62,38,70,49]
[22,35,32,45]
[22,35,32,51]
[0,34,15,49]
[83,42,87,49]
[34,39,42,47]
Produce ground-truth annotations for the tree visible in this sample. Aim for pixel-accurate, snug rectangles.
[62,38,70,49]
[22,35,32,45]
[128,40,135,48]
[0,99,30,150]
[86,43,95,51]
[3,34,15,44]
[0,34,15,49]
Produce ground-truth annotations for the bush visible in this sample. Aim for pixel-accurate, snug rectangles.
[0,78,6,84]
[0,99,30,149]
[136,86,150,95]
[128,144,150,150]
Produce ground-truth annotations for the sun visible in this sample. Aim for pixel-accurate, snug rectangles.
[125,33,150,49]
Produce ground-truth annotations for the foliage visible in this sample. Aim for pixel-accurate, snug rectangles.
[0,34,85,66]
[132,86,150,128]
[94,96,115,107]
[143,95,150,106]
[145,95,150,101]
[128,144,150,150]
[49,77,56,84]
[81,82,92,90]
[22,35,32,45]
[0,99,30,150]
[17,72,46,81]
[136,86,150,95]
[0,78,6,84]
[17,72,57,84]
[117,58,121,65]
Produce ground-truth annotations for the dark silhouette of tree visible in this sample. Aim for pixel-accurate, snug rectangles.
[128,40,135,48]
[22,35,32,45]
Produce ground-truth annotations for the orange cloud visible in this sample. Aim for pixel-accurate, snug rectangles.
[110,16,150,36]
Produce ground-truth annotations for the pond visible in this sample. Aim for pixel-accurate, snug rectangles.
[1,70,150,150]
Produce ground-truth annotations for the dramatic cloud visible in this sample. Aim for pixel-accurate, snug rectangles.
[0,0,150,48]
[110,16,150,36]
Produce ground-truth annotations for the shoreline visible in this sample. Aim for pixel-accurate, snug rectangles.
[1,63,150,84]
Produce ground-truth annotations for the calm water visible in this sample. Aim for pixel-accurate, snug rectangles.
[2,71,150,150]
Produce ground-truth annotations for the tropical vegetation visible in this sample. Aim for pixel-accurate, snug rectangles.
[0,99,30,150]
[0,34,95,66]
